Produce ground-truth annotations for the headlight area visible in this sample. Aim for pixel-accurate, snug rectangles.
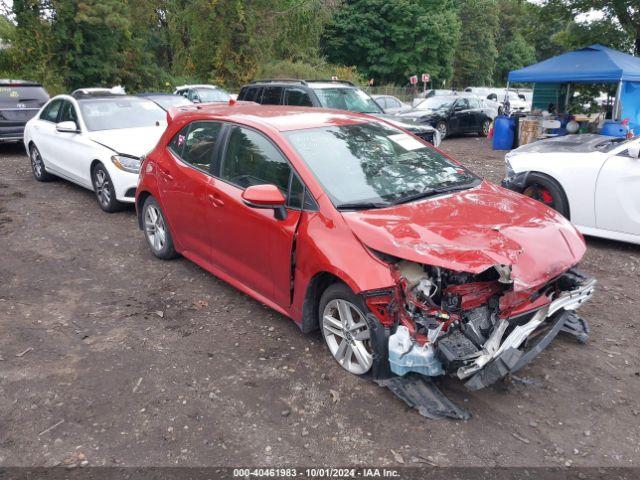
[111,155,141,174]
[361,251,594,420]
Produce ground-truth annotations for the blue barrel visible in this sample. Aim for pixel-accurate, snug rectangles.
[492,115,515,150]
[601,120,629,138]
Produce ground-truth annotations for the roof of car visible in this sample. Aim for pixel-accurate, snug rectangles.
[247,79,356,89]
[171,103,379,132]
[0,79,42,86]
[175,84,221,90]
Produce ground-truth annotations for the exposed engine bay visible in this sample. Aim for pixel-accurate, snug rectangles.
[366,256,595,419]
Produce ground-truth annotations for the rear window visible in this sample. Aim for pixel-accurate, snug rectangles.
[0,85,49,108]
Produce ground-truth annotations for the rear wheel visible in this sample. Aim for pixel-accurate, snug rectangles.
[319,283,373,376]
[91,163,124,213]
[30,145,54,182]
[479,119,491,137]
[142,196,178,259]
[522,173,570,219]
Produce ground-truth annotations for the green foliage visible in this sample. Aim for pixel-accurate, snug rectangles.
[322,0,460,86]
[453,0,498,87]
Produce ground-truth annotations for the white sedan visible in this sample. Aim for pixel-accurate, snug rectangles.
[502,134,640,245]
[24,93,167,212]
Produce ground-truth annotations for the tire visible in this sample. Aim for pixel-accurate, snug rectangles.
[319,283,376,376]
[522,173,570,219]
[142,196,178,259]
[479,119,491,137]
[91,163,124,213]
[436,121,448,140]
[29,145,54,182]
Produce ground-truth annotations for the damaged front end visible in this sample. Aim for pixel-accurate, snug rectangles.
[366,256,595,420]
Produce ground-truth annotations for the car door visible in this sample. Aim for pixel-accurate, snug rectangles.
[449,98,470,133]
[157,121,224,264]
[594,140,640,236]
[32,98,64,172]
[53,100,93,187]
[209,125,303,307]
[466,98,484,131]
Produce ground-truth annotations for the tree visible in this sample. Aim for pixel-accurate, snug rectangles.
[322,0,460,86]
[453,0,499,87]
[561,0,640,54]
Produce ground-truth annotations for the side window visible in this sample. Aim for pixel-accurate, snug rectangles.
[261,86,283,105]
[168,124,190,158]
[220,127,291,192]
[181,122,223,171]
[243,87,261,103]
[388,98,400,108]
[187,89,200,103]
[40,99,63,122]
[288,174,305,209]
[468,98,480,109]
[58,100,79,124]
[376,97,387,109]
[284,88,313,107]
[455,98,470,110]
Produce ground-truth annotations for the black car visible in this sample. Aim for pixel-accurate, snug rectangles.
[398,95,493,140]
[0,80,49,143]
[238,79,440,146]
[137,93,192,111]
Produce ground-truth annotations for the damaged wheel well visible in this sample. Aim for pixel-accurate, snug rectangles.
[299,272,345,334]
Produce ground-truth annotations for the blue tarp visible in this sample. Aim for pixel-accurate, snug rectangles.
[508,44,640,83]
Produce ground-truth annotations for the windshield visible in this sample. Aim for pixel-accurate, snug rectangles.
[79,98,166,131]
[413,96,455,111]
[196,88,230,102]
[312,87,382,114]
[285,122,478,207]
[0,85,49,108]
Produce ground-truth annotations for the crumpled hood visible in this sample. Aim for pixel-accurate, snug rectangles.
[342,181,586,291]
[89,125,166,158]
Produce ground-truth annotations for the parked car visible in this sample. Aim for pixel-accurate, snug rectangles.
[238,79,440,147]
[0,80,49,143]
[24,94,167,211]
[398,94,494,139]
[135,102,594,417]
[137,93,192,111]
[174,84,231,104]
[371,94,411,114]
[502,134,640,245]
[465,87,530,114]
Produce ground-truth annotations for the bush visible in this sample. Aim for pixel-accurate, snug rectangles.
[255,59,364,85]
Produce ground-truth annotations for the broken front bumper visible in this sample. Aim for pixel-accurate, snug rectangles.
[455,277,595,389]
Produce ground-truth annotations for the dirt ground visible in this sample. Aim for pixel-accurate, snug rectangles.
[1,136,639,469]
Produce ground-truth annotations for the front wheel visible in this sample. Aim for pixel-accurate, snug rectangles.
[319,283,374,376]
[522,173,570,219]
[142,196,178,259]
[91,163,124,212]
[436,121,448,140]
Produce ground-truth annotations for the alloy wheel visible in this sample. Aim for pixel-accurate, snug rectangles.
[322,299,372,375]
[31,148,43,177]
[144,204,167,253]
[482,120,490,136]
[437,122,447,140]
[94,169,111,207]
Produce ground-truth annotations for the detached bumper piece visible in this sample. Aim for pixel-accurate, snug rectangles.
[375,375,470,421]
[463,309,588,390]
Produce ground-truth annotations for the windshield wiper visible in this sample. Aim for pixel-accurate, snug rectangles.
[336,201,390,210]
[391,181,479,205]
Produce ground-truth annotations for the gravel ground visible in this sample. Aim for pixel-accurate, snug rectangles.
[1,136,639,468]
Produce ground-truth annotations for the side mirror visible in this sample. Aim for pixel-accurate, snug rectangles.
[56,121,79,133]
[628,144,640,159]
[454,105,464,112]
[241,184,287,220]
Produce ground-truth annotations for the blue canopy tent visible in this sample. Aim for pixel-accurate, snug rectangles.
[508,44,640,132]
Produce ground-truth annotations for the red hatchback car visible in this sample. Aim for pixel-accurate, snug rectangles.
[136,103,594,417]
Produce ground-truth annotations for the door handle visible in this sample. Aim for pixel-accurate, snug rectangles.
[207,193,224,207]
